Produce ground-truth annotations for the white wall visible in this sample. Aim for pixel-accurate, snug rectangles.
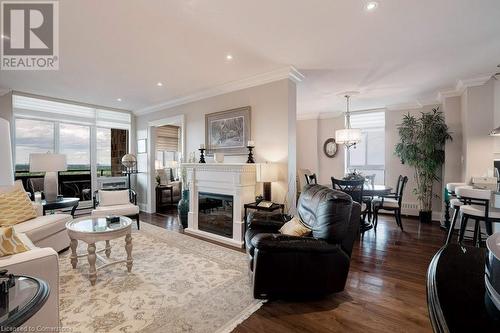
[135,79,297,212]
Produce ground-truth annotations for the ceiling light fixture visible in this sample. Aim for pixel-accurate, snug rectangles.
[335,92,362,150]
[157,82,163,87]
[116,98,122,102]
[365,1,378,11]
[226,54,233,60]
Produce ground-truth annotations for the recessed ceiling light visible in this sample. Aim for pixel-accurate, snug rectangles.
[116,98,122,102]
[226,54,233,61]
[157,82,163,87]
[365,1,378,11]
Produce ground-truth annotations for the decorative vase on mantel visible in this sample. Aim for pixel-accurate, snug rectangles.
[177,189,189,228]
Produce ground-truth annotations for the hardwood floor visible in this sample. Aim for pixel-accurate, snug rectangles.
[140,210,447,333]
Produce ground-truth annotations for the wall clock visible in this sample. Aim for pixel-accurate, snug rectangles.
[323,138,338,158]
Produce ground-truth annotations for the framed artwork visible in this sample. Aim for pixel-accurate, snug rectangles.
[205,106,251,155]
[137,139,147,153]
[323,138,338,158]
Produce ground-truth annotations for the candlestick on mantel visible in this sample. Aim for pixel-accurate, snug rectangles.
[200,143,205,149]
[247,140,255,147]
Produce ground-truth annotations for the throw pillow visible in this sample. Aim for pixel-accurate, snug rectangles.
[99,190,130,206]
[0,227,30,257]
[279,216,312,237]
[0,188,38,226]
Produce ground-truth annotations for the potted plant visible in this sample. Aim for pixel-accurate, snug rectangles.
[394,107,452,223]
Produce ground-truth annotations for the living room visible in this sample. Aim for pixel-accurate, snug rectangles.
[1,1,500,332]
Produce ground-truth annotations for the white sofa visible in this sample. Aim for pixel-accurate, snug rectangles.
[0,181,72,330]
[0,247,60,330]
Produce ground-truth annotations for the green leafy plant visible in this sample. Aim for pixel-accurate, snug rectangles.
[394,107,452,213]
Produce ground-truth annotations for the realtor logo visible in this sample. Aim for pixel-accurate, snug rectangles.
[1,1,59,70]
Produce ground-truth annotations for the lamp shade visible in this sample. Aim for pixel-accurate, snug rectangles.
[0,118,14,186]
[155,160,163,170]
[257,163,278,183]
[29,153,67,172]
[335,128,362,145]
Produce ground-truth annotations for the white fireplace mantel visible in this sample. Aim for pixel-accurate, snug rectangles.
[183,163,257,247]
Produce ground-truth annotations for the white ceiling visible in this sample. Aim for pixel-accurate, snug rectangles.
[1,0,500,116]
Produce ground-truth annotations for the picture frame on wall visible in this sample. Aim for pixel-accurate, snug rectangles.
[205,106,251,155]
[137,139,147,153]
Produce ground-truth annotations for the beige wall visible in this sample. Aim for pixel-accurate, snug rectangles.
[461,80,495,180]
[296,115,346,187]
[0,92,13,122]
[135,79,297,212]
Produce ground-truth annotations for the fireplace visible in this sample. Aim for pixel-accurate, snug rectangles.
[183,163,257,248]
[198,192,233,238]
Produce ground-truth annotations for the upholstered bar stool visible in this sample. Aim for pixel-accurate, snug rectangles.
[445,183,472,245]
[456,187,497,247]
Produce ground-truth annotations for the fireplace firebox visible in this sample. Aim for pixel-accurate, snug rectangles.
[198,192,233,238]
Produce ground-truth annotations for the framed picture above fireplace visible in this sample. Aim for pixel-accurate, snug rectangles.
[205,106,251,155]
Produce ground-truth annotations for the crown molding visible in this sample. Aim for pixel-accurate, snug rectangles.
[0,88,11,97]
[436,74,492,102]
[134,66,304,116]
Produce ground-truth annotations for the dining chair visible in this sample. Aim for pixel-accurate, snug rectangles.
[362,174,377,222]
[372,175,408,231]
[444,183,472,245]
[455,187,498,247]
[305,173,318,185]
[331,177,368,222]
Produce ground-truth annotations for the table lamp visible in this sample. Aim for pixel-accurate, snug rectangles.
[0,119,14,186]
[29,153,67,202]
[257,163,278,201]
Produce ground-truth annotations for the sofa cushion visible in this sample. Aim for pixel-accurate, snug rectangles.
[92,203,139,217]
[279,216,311,237]
[13,214,72,244]
[0,188,38,226]
[0,227,30,257]
[99,190,130,206]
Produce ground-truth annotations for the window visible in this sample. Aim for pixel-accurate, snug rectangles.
[96,128,128,177]
[60,123,90,171]
[346,111,385,184]
[12,95,132,204]
[15,118,54,172]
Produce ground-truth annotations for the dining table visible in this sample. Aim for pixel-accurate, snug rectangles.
[323,183,393,231]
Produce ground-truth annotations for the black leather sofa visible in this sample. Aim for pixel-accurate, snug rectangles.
[245,184,360,299]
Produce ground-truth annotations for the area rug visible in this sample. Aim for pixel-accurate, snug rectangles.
[58,222,262,333]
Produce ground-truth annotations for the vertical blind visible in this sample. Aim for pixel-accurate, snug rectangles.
[156,125,180,151]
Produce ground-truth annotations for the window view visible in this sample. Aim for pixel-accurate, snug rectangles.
[15,118,54,172]
[346,111,385,184]
[59,123,90,172]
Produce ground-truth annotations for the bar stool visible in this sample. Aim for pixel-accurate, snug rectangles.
[456,187,497,247]
[445,183,472,245]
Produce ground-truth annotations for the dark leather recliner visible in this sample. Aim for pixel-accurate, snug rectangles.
[245,184,360,299]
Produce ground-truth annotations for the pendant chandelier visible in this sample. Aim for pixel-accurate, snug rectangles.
[335,93,362,149]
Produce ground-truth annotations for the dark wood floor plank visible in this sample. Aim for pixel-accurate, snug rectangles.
[140,210,447,333]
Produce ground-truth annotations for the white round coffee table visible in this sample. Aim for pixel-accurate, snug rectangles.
[66,216,133,286]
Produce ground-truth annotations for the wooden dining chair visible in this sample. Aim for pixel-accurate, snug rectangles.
[331,177,368,222]
[372,175,408,231]
[305,173,318,185]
